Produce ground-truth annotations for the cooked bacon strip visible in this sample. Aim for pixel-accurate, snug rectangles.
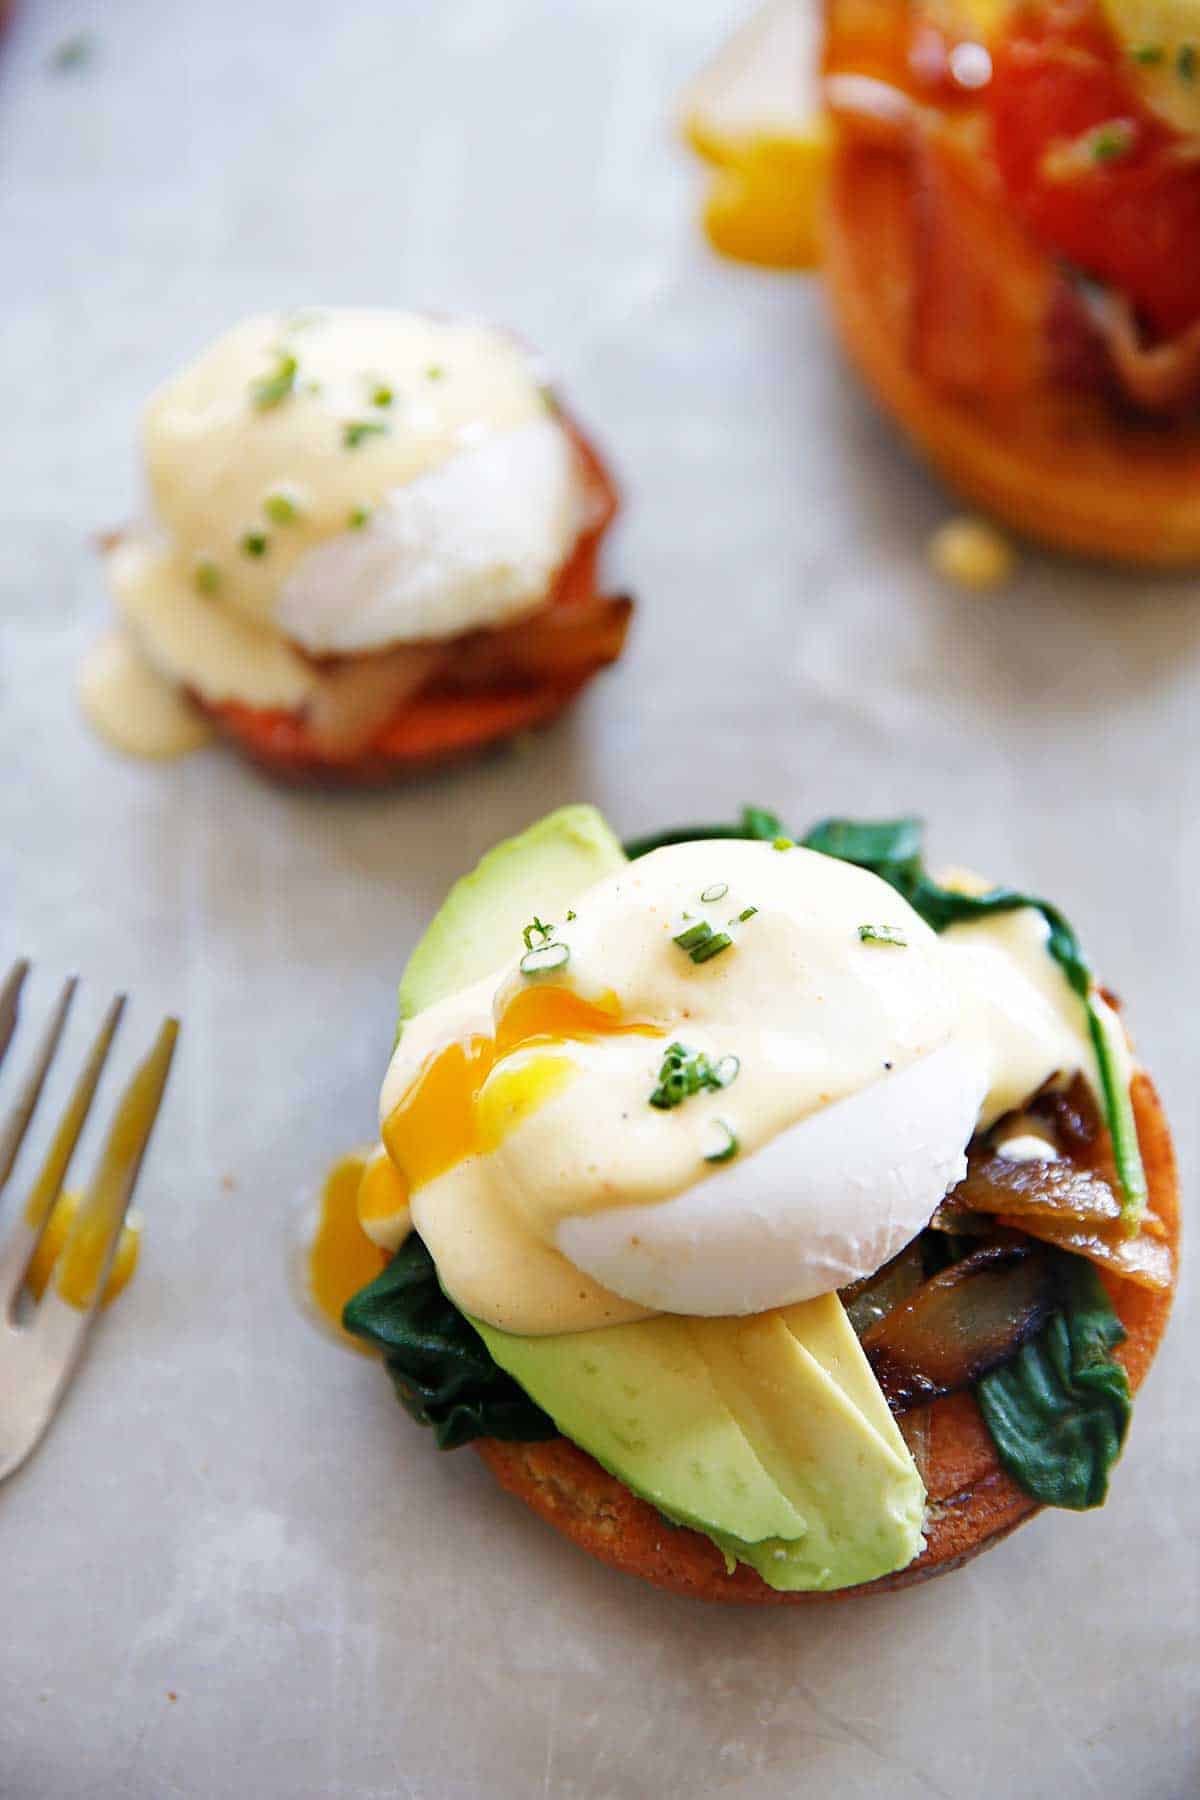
[1084,287,1200,416]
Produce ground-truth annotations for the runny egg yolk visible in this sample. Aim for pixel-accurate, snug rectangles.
[379,986,661,1198]
[306,1149,392,1349]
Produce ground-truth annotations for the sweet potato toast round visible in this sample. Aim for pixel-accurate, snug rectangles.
[195,422,627,784]
[823,140,1200,568]
[476,1074,1178,1602]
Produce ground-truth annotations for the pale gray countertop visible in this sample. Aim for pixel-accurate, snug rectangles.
[0,2,1196,1796]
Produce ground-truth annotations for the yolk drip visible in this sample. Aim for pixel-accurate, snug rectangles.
[307,1150,390,1348]
[381,986,661,1197]
[24,1189,140,1308]
[694,129,830,269]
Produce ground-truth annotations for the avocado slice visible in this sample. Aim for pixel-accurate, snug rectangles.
[473,1312,808,1547]
[397,803,627,1027]
[474,1300,926,1592]
[687,1306,925,1590]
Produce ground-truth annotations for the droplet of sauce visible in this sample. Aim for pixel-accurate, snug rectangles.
[79,628,214,759]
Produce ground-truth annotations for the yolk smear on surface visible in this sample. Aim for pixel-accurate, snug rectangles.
[308,1150,390,1348]
[382,987,661,1195]
[25,1189,140,1308]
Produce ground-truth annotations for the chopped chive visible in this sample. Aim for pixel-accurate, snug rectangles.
[521,915,556,951]
[519,941,569,977]
[565,910,576,922]
[673,921,713,953]
[193,559,220,595]
[733,905,758,924]
[348,506,371,529]
[649,1043,739,1110]
[703,1120,739,1164]
[1180,43,1197,82]
[700,882,728,903]
[250,350,298,411]
[370,383,394,408]
[1090,120,1135,163]
[690,931,733,964]
[858,923,907,947]
[772,836,795,852]
[241,531,269,558]
[425,365,445,381]
[1130,43,1165,65]
[263,491,299,525]
[343,419,389,449]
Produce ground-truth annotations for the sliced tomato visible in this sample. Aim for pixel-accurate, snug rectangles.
[989,2,1200,338]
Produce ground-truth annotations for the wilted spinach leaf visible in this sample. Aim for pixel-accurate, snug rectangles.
[343,1233,555,1449]
[977,1257,1131,1509]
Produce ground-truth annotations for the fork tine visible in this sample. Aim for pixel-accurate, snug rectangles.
[49,1017,179,1316]
[0,960,30,1071]
[0,993,126,1312]
[0,1017,179,1486]
[0,975,78,1192]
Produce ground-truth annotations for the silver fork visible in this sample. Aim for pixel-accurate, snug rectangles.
[0,959,178,1484]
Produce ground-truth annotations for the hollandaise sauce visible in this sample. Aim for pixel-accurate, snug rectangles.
[363,840,1117,1338]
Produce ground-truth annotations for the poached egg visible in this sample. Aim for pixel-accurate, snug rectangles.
[363,841,1111,1333]
[104,309,587,715]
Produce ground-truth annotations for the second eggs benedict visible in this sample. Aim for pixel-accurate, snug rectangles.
[86,311,629,778]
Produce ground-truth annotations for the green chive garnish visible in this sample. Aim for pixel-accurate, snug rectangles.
[343,419,389,449]
[519,941,569,976]
[673,921,713,953]
[522,916,555,951]
[370,383,394,408]
[703,1121,739,1164]
[241,532,269,558]
[263,491,299,525]
[348,506,371,529]
[858,923,907,947]
[700,882,728,903]
[250,350,298,411]
[193,559,220,595]
[649,1044,739,1110]
[1179,43,1197,83]
[425,365,445,381]
[734,905,758,923]
[772,836,795,852]
[1090,121,1134,163]
[1130,43,1165,65]
[690,931,733,964]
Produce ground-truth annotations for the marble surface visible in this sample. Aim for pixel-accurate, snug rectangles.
[0,2,1196,1795]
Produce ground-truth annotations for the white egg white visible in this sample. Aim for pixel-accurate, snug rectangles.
[556,1046,987,1315]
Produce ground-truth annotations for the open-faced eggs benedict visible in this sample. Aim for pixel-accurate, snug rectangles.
[332,804,1176,1599]
[84,311,629,777]
[684,1,1200,564]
